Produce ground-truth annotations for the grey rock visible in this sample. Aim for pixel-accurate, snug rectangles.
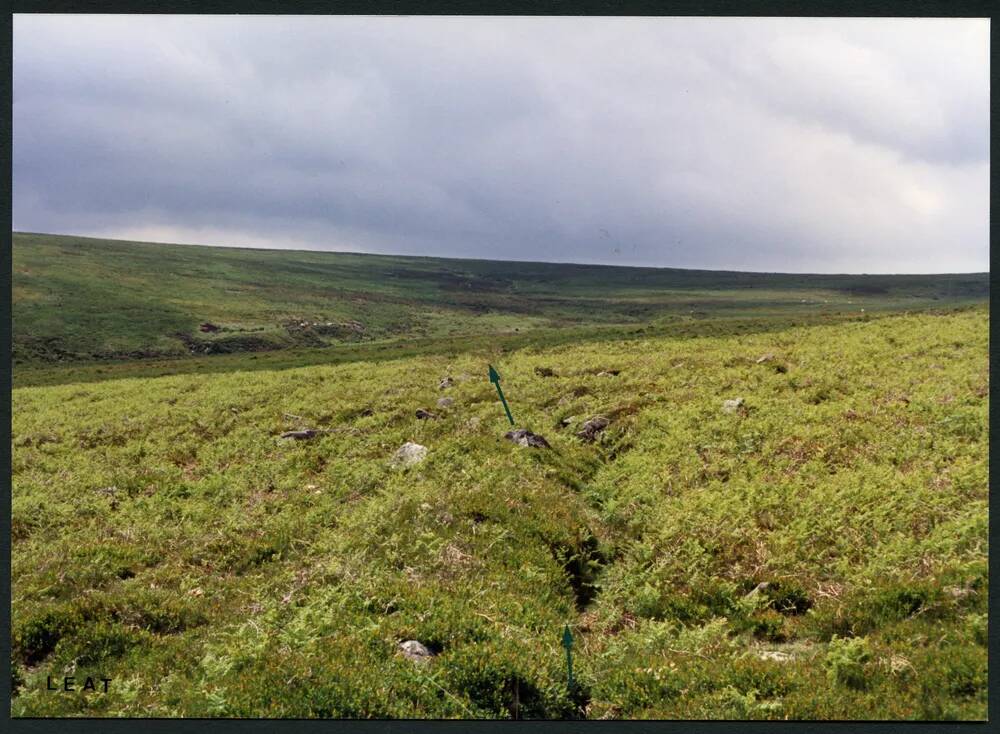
[577,416,610,443]
[398,640,434,664]
[945,585,975,600]
[722,398,745,414]
[390,442,428,468]
[596,369,621,377]
[437,397,454,408]
[755,353,776,364]
[439,377,454,390]
[415,409,438,420]
[281,429,318,440]
[504,429,551,449]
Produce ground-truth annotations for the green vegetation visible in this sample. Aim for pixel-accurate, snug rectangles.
[11,231,988,724]
[13,232,987,377]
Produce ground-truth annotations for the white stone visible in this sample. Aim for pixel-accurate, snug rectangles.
[722,398,745,414]
[390,442,427,468]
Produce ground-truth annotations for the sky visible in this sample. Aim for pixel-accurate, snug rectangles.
[12,15,990,273]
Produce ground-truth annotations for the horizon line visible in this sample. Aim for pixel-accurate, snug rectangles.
[11,230,991,278]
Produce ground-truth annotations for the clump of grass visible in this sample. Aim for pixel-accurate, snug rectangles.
[825,636,873,690]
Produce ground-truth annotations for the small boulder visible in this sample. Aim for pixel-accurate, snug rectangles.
[559,415,577,427]
[504,429,551,449]
[755,353,775,364]
[398,640,434,665]
[576,416,610,443]
[390,442,427,468]
[757,650,793,663]
[945,585,975,601]
[281,429,318,440]
[596,369,621,377]
[534,366,556,377]
[439,377,454,390]
[415,409,438,420]
[722,398,745,414]
[437,397,454,408]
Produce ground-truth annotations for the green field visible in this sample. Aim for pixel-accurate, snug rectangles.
[10,233,988,719]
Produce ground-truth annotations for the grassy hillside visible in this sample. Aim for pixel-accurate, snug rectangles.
[11,306,987,719]
[13,232,988,371]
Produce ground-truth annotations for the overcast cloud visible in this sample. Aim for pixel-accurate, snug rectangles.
[13,15,989,273]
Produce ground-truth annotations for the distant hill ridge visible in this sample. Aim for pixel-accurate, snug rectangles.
[12,231,989,366]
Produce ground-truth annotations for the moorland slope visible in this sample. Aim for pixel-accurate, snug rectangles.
[11,304,988,719]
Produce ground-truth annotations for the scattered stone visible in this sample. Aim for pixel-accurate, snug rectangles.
[755,353,775,364]
[722,398,745,414]
[415,409,438,420]
[596,369,621,377]
[534,366,556,377]
[504,429,551,449]
[281,429,319,440]
[390,442,427,468]
[577,416,610,443]
[398,640,434,664]
[436,397,454,408]
[757,650,792,663]
[559,416,577,427]
[945,585,976,601]
[439,377,454,390]
[199,322,220,333]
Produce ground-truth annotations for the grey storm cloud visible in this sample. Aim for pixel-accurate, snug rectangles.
[13,15,990,273]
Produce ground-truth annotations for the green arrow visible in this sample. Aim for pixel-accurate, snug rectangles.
[562,624,574,692]
[488,364,515,426]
